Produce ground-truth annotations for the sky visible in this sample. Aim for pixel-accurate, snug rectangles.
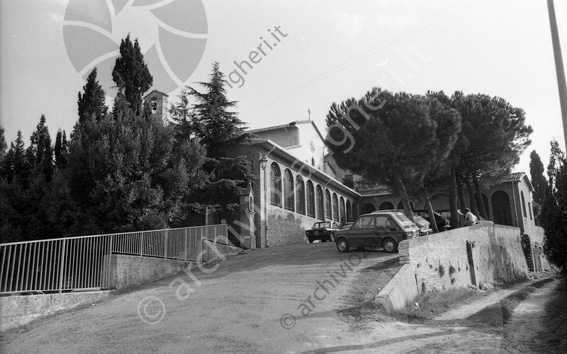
[1,0,566,175]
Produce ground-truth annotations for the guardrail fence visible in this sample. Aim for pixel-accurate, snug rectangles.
[0,224,228,295]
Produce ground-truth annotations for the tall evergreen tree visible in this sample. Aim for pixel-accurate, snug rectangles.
[177,62,253,218]
[78,68,108,123]
[541,140,567,277]
[530,150,548,224]
[54,129,69,169]
[0,125,6,162]
[27,115,54,182]
[2,131,31,183]
[112,35,153,116]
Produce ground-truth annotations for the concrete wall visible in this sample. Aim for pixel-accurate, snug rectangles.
[375,264,419,313]
[266,205,319,246]
[105,254,192,290]
[107,240,240,290]
[378,224,529,313]
[1,291,111,332]
[401,224,529,292]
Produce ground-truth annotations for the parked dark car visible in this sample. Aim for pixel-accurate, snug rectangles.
[305,221,340,243]
[334,211,420,253]
[413,209,449,231]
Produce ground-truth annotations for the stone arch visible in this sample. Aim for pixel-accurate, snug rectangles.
[379,201,395,210]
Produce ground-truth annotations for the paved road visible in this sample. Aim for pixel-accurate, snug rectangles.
[1,243,398,354]
[3,243,559,354]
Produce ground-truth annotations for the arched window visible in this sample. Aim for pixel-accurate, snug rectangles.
[364,203,376,214]
[521,191,527,218]
[306,181,315,217]
[339,197,346,223]
[284,169,294,211]
[492,190,512,226]
[379,201,394,210]
[430,194,450,211]
[528,202,532,220]
[296,175,305,215]
[332,193,339,221]
[325,189,332,220]
[316,185,324,219]
[346,200,352,222]
[270,163,282,207]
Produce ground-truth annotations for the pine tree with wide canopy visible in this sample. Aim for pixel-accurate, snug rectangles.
[326,88,461,222]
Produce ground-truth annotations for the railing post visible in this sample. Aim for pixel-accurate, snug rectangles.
[58,239,67,293]
[140,233,143,257]
[164,229,169,259]
[184,228,188,261]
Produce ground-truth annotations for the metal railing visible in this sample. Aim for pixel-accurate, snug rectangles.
[0,224,228,295]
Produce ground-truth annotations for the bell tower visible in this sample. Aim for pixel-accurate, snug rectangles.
[143,90,169,125]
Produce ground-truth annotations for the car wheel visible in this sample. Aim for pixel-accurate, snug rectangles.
[336,238,350,253]
[382,238,398,253]
[308,239,313,244]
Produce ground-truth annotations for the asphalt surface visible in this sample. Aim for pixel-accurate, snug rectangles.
[1,242,398,354]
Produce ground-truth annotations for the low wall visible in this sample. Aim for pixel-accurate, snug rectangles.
[107,239,241,290]
[378,224,529,312]
[1,291,111,332]
[105,254,192,290]
[267,205,319,246]
[375,264,419,313]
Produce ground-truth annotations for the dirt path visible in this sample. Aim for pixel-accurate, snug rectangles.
[501,278,561,354]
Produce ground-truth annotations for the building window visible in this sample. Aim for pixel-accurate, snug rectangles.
[306,181,315,217]
[284,169,294,211]
[339,196,345,223]
[316,185,324,219]
[364,203,376,214]
[311,158,315,166]
[151,98,157,114]
[332,193,339,221]
[379,201,394,210]
[296,175,305,215]
[346,200,352,222]
[528,202,533,220]
[521,191,527,218]
[270,163,282,207]
[325,190,332,220]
